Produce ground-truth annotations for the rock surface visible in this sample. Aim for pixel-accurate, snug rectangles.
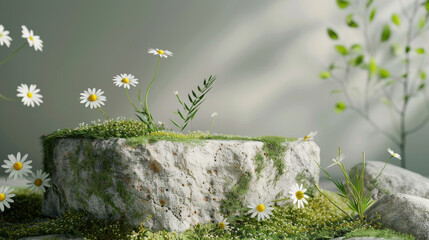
[365,193,429,240]
[352,161,429,200]
[42,138,320,232]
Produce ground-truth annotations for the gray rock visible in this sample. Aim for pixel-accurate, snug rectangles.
[365,193,429,240]
[42,138,320,232]
[352,161,429,200]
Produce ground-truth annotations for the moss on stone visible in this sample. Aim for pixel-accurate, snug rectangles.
[220,172,252,217]
[343,228,414,239]
[258,136,287,181]
[253,152,265,178]
[295,171,317,197]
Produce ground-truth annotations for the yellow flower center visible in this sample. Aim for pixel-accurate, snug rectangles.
[0,193,5,202]
[256,204,265,212]
[29,36,34,41]
[88,94,97,102]
[218,222,225,229]
[157,49,164,55]
[34,178,43,187]
[296,191,304,200]
[303,136,310,141]
[27,92,33,98]
[122,78,130,84]
[0,33,2,37]
[14,162,23,170]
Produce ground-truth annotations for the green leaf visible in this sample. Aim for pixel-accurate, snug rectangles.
[416,48,425,54]
[369,8,376,22]
[369,58,377,75]
[335,101,347,113]
[386,80,395,85]
[381,24,391,42]
[426,1,429,12]
[392,14,400,26]
[419,17,426,29]
[379,68,390,78]
[350,44,362,52]
[421,71,426,80]
[366,0,374,8]
[350,55,364,66]
[405,46,411,53]
[381,98,391,106]
[346,14,359,28]
[391,43,401,56]
[327,28,339,40]
[402,73,408,78]
[329,63,336,70]
[319,71,331,79]
[331,89,341,94]
[335,45,348,55]
[337,0,350,9]
[419,83,426,90]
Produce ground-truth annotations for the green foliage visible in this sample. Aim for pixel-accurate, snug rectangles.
[171,75,216,132]
[335,101,347,113]
[335,45,349,55]
[253,152,265,178]
[0,188,42,224]
[379,68,390,79]
[381,24,391,42]
[366,0,374,9]
[319,71,331,79]
[426,0,429,12]
[350,44,362,52]
[337,0,350,9]
[349,55,364,66]
[419,16,426,29]
[369,8,376,22]
[346,14,359,28]
[259,136,287,180]
[416,48,425,54]
[392,14,401,26]
[344,228,414,239]
[219,172,251,217]
[327,28,339,40]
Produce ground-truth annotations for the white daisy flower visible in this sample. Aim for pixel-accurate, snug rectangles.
[211,112,218,118]
[297,131,318,143]
[112,73,139,89]
[247,200,274,221]
[289,184,309,209]
[21,25,43,51]
[26,170,51,194]
[327,154,345,168]
[217,215,230,231]
[0,186,15,212]
[0,25,12,48]
[148,48,173,58]
[174,90,179,95]
[17,84,43,107]
[80,88,107,109]
[1,152,33,180]
[387,148,401,160]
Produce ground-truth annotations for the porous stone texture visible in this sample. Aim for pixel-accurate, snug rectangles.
[42,138,320,232]
[351,161,429,200]
[365,193,429,240]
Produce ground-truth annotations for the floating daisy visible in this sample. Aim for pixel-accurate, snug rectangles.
[1,152,33,180]
[387,148,401,160]
[297,131,318,143]
[289,184,309,209]
[247,200,274,221]
[26,170,51,194]
[112,73,139,89]
[80,88,106,109]
[17,84,43,107]
[211,112,218,118]
[216,215,230,231]
[327,153,345,168]
[174,90,179,95]
[148,48,173,58]
[0,25,12,48]
[0,186,15,212]
[21,25,43,51]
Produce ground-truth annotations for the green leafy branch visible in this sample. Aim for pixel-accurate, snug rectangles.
[170,75,216,132]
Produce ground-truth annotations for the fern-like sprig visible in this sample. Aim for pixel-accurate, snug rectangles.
[171,75,216,131]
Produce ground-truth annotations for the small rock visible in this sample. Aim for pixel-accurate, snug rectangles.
[352,161,429,200]
[365,193,429,240]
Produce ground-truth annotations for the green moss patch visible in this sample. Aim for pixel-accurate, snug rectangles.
[219,172,252,217]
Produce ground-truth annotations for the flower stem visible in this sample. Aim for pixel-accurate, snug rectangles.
[314,184,353,220]
[126,88,138,110]
[98,106,109,120]
[0,42,28,67]
[144,56,161,130]
[209,117,215,133]
[271,197,290,203]
[0,93,18,102]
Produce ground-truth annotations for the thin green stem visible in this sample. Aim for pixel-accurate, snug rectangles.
[314,184,353,220]
[97,106,109,120]
[126,88,138,110]
[0,42,28,67]
[0,93,18,102]
[144,56,161,130]
[209,117,215,132]
[271,197,290,203]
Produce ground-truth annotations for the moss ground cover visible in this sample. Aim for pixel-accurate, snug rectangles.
[0,189,413,240]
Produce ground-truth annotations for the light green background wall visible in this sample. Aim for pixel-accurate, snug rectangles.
[0,0,428,178]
